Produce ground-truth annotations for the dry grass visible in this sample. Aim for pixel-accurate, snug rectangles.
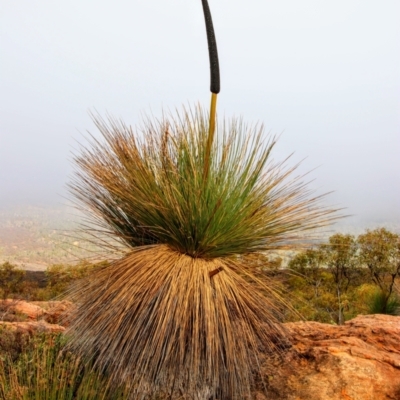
[67,245,289,399]
[0,334,129,400]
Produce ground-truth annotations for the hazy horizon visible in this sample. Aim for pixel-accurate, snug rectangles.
[1,0,399,230]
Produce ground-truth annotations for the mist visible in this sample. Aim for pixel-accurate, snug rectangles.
[1,0,399,230]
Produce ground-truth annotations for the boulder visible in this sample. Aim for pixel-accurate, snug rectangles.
[0,299,74,323]
[1,299,45,320]
[1,299,399,399]
[0,320,65,334]
[31,300,74,325]
[260,315,400,400]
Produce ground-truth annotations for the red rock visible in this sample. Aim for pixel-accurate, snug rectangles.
[0,300,73,347]
[261,315,400,400]
[1,299,45,320]
[0,299,74,324]
[2,299,399,398]
[32,300,74,325]
[0,320,65,334]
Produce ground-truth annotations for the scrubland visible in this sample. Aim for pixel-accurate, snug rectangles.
[0,227,398,399]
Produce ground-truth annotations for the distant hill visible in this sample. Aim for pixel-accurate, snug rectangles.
[0,205,102,270]
[1,204,398,270]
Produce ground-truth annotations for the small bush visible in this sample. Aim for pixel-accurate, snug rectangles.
[0,334,129,400]
[42,260,108,300]
[0,262,26,299]
[366,288,400,315]
[0,261,108,301]
[0,325,32,361]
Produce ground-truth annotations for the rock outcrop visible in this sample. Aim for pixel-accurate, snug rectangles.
[0,320,65,334]
[1,300,399,399]
[260,315,400,400]
[0,299,73,334]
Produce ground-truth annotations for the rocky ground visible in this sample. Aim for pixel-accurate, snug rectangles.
[1,300,399,399]
[259,314,400,399]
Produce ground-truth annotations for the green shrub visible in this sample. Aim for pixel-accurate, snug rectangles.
[0,334,129,400]
[285,264,379,324]
[0,262,26,299]
[43,260,102,299]
[366,288,400,315]
[0,261,108,301]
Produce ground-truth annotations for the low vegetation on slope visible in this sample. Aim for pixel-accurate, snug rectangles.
[0,227,398,398]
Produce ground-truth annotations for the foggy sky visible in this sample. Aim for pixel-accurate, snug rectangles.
[1,0,399,228]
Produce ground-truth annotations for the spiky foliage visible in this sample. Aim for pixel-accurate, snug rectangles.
[367,288,400,316]
[72,107,333,256]
[68,106,337,399]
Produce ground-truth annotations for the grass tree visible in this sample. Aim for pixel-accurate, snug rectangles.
[67,1,338,398]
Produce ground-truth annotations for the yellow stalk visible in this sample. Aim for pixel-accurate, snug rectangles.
[203,92,218,180]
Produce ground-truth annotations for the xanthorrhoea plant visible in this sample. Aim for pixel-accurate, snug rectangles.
[67,1,338,399]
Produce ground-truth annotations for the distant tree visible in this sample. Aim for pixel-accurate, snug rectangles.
[289,248,326,298]
[288,247,338,323]
[44,260,106,299]
[358,228,400,314]
[320,234,358,325]
[0,262,25,299]
[253,253,283,277]
[289,234,360,324]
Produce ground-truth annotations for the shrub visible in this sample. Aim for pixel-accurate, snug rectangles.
[358,228,400,312]
[43,260,103,300]
[0,334,129,400]
[0,261,108,302]
[0,325,31,361]
[0,262,26,299]
[366,288,400,315]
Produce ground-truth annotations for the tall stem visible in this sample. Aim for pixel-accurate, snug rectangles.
[201,0,220,180]
[204,92,217,179]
